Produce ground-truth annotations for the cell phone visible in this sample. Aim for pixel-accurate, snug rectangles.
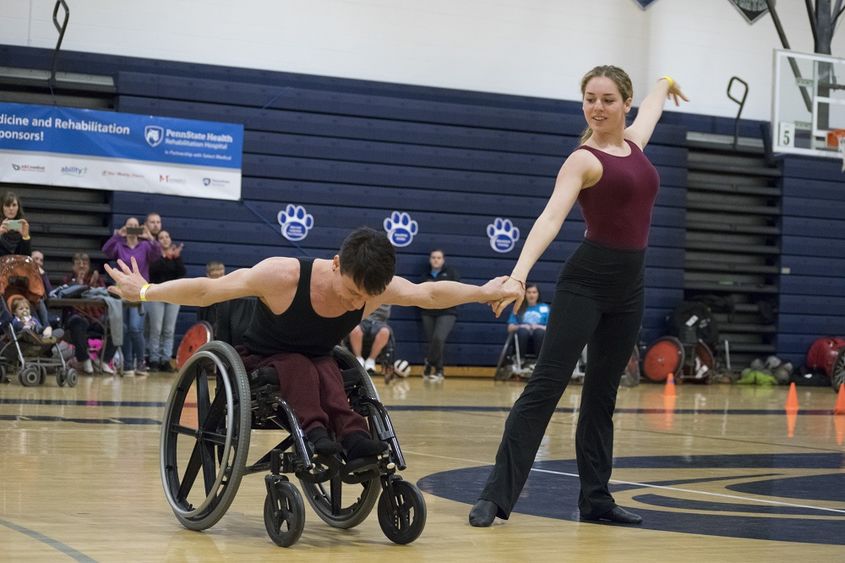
[126,226,145,235]
[5,219,22,231]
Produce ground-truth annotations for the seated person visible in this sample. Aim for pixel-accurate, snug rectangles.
[349,303,392,373]
[31,250,53,294]
[506,283,549,357]
[10,296,58,342]
[63,252,105,287]
[106,227,511,461]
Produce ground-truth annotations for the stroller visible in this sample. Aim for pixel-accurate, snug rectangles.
[0,255,78,387]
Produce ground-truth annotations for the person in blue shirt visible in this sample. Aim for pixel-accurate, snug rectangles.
[506,283,549,357]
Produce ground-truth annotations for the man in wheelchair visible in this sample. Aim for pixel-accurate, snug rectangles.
[107,227,511,463]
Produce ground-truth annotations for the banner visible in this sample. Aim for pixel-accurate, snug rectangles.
[0,102,243,200]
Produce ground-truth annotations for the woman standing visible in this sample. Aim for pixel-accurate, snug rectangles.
[419,249,459,382]
[470,67,688,527]
[102,217,160,375]
[147,230,185,372]
[0,192,31,257]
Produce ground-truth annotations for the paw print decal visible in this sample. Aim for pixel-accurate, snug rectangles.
[277,204,314,242]
[487,218,520,253]
[383,211,418,248]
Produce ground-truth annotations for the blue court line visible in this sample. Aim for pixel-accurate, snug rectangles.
[0,517,97,562]
[0,399,838,416]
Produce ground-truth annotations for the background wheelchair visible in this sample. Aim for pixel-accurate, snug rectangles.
[494,332,587,382]
[162,336,426,547]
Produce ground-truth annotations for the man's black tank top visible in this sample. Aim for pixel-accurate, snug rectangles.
[242,258,364,357]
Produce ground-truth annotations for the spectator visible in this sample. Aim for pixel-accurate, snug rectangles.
[102,217,160,376]
[349,303,392,373]
[147,230,186,372]
[31,249,52,294]
[206,260,225,279]
[145,212,163,239]
[63,252,105,287]
[506,283,549,357]
[0,191,31,257]
[419,249,459,382]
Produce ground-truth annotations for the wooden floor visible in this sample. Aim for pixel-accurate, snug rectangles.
[1,372,843,562]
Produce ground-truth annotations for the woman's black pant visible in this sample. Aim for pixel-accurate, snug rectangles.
[421,314,456,371]
[480,240,645,519]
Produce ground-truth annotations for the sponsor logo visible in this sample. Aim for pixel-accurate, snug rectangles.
[159,174,187,184]
[383,211,418,248]
[202,177,231,187]
[487,218,520,253]
[102,170,143,179]
[11,163,46,173]
[277,204,314,242]
[61,166,87,176]
[144,125,164,148]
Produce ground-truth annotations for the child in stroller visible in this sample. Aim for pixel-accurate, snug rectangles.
[0,255,78,387]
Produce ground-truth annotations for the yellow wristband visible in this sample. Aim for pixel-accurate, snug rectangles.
[139,283,152,302]
[660,75,675,89]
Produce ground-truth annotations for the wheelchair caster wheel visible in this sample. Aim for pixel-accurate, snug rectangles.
[19,365,41,387]
[57,369,66,387]
[0,364,7,384]
[377,478,426,545]
[264,478,305,547]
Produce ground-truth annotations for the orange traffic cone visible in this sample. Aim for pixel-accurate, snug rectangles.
[785,382,799,413]
[834,413,845,446]
[834,384,845,415]
[785,382,799,438]
[662,392,676,430]
[663,373,677,397]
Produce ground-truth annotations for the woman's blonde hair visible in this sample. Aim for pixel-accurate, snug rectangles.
[579,65,633,144]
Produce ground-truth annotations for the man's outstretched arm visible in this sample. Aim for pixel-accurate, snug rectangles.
[377,275,512,310]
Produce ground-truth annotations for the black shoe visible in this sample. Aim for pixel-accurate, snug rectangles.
[148,361,160,372]
[581,506,642,525]
[341,431,387,460]
[306,426,342,456]
[161,362,175,373]
[469,499,499,527]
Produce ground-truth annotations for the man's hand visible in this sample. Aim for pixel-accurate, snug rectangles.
[104,257,149,301]
[491,277,525,318]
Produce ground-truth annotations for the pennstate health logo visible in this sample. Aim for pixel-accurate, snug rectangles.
[277,204,314,242]
[487,218,519,253]
[383,211,418,248]
[144,125,164,148]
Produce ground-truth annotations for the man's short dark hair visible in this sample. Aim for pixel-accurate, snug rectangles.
[339,227,395,295]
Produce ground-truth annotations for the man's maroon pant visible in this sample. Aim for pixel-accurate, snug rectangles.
[239,348,369,438]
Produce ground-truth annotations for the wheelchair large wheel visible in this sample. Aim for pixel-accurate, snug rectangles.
[264,477,305,548]
[642,337,685,382]
[176,321,213,370]
[377,477,426,545]
[160,341,251,531]
[833,348,845,393]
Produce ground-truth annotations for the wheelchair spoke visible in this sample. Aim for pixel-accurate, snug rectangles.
[196,369,212,426]
[172,424,199,438]
[177,442,204,502]
[200,439,218,496]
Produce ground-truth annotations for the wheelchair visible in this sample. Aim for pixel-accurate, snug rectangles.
[160,339,426,547]
[494,332,587,382]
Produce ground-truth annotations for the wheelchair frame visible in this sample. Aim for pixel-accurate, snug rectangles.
[159,340,426,547]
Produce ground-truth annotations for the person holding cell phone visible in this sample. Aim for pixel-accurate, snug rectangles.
[103,217,160,375]
[0,191,32,257]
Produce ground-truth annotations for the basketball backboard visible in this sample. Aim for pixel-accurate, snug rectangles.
[772,49,845,159]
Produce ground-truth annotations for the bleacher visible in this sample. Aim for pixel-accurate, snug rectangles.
[6,44,842,370]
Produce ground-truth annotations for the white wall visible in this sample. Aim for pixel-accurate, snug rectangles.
[1,0,842,120]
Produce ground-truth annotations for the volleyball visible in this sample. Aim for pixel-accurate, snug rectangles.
[393,359,411,378]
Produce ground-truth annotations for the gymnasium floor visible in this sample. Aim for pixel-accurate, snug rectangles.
[1,373,843,562]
